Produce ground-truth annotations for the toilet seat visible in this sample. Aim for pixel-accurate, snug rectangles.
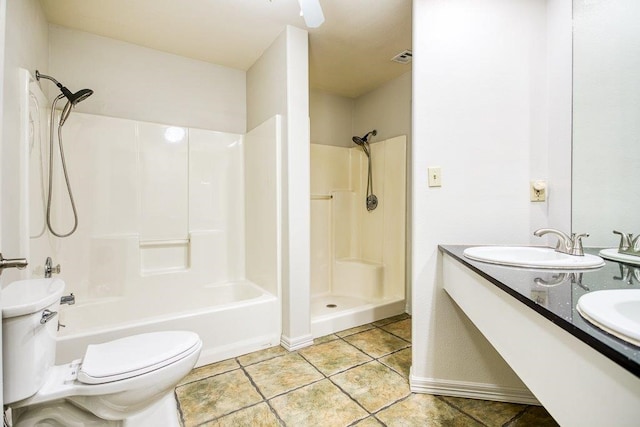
[78,331,200,385]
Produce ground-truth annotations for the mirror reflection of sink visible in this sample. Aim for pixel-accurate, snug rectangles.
[599,248,640,267]
[577,289,640,347]
[463,246,605,269]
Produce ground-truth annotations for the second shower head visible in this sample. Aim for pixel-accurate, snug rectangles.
[352,130,377,157]
[352,129,377,146]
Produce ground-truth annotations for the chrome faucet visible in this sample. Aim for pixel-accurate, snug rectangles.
[44,256,61,278]
[613,230,640,257]
[0,253,28,275]
[533,228,589,256]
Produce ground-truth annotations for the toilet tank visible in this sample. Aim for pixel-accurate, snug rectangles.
[1,279,65,404]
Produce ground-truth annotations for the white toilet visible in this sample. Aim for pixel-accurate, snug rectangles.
[1,278,202,426]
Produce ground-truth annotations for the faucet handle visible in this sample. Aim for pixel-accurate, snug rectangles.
[44,256,61,278]
[571,233,589,256]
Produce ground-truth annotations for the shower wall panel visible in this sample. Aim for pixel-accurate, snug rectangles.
[138,122,189,242]
[28,112,245,300]
[244,116,282,297]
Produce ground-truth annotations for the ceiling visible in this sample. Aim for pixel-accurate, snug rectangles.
[39,0,412,99]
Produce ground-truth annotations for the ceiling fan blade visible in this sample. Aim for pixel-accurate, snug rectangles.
[298,0,325,28]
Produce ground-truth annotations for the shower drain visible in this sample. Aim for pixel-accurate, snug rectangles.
[326,304,337,308]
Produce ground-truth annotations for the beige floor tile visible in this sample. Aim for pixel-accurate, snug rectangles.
[176,370,262,426]
[245,352,324,399]
[202,402,282,426]
[376,394,483,427]
[380,319,412,342]
[343,328,410,358]
[372,313,410,327]
[331,361,410,413]
[509,406,560,426]
[237,345,289,367]
[299,339,372,376]
[441,396,526,427]
[336,323,375,337]
[178,358,239,386]
[353,416,385,426]
[270,379,368,426]
[314,334,339,344]
[379,348,411,379]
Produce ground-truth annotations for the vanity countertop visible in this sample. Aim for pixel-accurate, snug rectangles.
[439,245,640,378]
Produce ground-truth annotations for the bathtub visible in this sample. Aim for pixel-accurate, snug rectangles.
[56,280,280,367]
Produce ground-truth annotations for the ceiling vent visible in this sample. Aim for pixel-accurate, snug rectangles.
[391,50,412,64]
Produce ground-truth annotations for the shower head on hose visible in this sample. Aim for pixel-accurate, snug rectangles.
[36,70,94,125]
[352,129,377,145]
[352,129,377,157]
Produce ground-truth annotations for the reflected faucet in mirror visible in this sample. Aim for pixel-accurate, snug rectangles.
[614,263,640,286]
[534,272,589,291]
[533,228,589,256]
[613,230,640,258]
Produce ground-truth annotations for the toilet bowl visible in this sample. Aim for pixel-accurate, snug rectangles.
[2,278,202,426]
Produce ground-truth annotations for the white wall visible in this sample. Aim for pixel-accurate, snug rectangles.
[353,71,412,146]
[411,0,571,400]
[310,71,412,149]
[309,90,353,148]
[48,25,246,134]
[247,26,311,350]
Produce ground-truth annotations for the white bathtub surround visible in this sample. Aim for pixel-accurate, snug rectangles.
[26,111,283,367]
[310,137,406,337]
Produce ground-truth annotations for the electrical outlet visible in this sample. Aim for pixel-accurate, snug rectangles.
[428,167,442,187]
[530,180,546,202]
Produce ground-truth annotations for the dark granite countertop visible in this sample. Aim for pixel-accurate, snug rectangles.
[439,245,640,378]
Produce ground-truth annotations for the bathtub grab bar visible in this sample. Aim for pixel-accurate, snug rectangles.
[139,239,189,247]
[311,194,333,200]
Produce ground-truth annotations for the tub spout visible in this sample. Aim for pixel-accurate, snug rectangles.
[61,293,75,305]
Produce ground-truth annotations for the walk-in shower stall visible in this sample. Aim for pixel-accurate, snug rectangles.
[310,137,407,337]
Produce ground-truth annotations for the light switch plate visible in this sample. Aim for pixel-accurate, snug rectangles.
[428,167,442,187]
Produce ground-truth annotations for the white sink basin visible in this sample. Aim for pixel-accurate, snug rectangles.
[599,248,640,267]
[463,246,605,269]
[577,289,640,346]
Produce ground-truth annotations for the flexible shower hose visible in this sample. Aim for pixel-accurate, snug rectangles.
[46,94,79,237]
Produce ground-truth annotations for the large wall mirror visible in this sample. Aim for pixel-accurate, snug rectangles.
[573,0,640,247]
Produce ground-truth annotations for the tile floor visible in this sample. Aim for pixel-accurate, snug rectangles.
[175,314,559,426]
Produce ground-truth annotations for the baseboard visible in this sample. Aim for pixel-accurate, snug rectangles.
[409,370,540,405]
[280,333,314,351]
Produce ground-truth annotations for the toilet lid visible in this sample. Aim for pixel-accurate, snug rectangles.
[78,331,201,385]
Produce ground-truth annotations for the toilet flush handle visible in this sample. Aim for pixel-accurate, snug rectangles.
[40,309,58,324]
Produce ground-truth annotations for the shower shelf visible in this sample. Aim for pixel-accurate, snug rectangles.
[311,194,333,200]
